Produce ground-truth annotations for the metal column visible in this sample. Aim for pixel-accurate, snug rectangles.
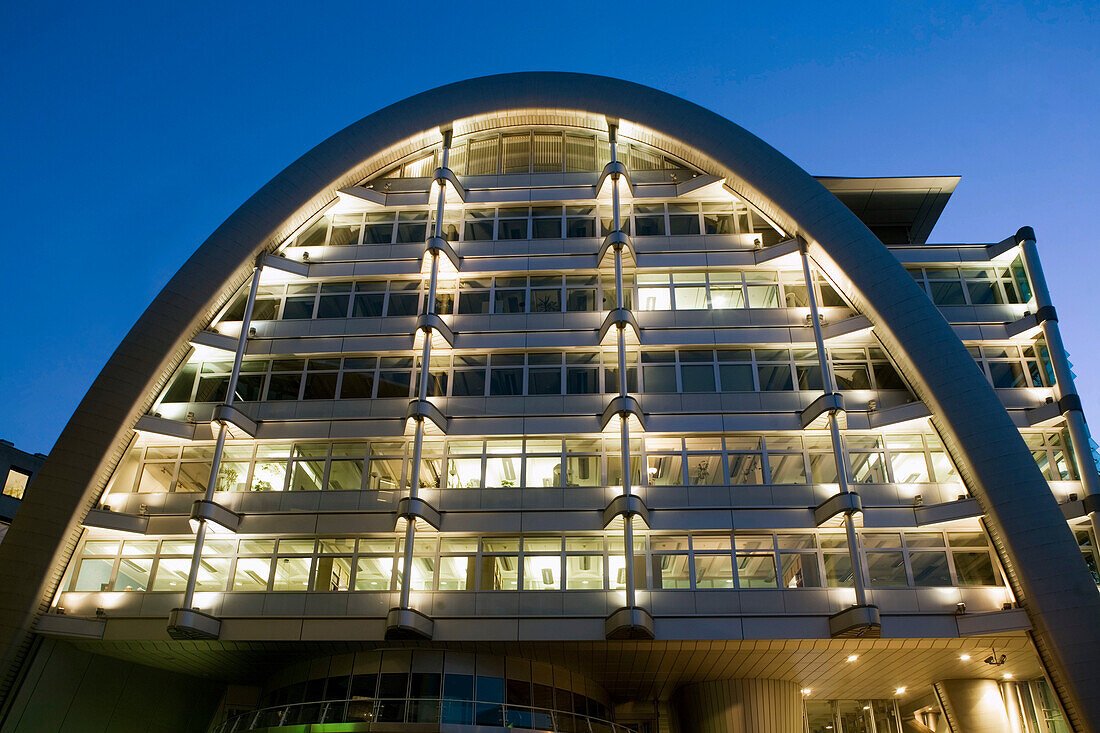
[180,257,264,612]
[608,124,639,609]
[396,130,451,614]
[799,244,870,608]
[1017,227,1100,542]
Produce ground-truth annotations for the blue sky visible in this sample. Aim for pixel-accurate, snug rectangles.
[1,1,1097,453]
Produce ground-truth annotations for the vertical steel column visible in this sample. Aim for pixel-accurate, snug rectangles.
[1017,228,1100,542]
[397,130,451,609]
[608,124,637,606]
[799,244,869,606]
[181,258,263,610]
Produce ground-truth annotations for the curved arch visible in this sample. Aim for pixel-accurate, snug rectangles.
[0,72,1096,728]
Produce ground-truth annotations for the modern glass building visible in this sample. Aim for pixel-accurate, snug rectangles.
[0,73,1098,733]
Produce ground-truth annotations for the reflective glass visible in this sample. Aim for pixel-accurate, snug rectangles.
[909,551,951,586]
[768,453,806,484]
[694,554,735,588]
[523,556,561,589]
[651,553,691,588]
[781,553,821,588]
[354,557,393,590]
[866,551,907,587]
[737,554,778,588]
[953,551,999,585]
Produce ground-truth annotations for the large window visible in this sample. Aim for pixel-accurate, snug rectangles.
[373,129,690,178]
[908,264,1026,306]
[154,344,907,402]
[634,269,841,311]
[285,197,787,253]
[67,528,1005,596]
[109,433,964,496]
[970,342,1055,389]
[218,266,850,327]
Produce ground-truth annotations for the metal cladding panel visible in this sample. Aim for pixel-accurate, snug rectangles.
[673,678,802,733]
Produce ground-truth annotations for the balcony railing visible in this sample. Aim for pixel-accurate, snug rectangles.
[215,697,635,733]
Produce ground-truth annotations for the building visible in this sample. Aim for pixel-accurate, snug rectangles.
[0,73,1098,733]
[0,441,46,539]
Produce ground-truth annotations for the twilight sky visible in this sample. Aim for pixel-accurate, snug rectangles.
[1,1,1097,454]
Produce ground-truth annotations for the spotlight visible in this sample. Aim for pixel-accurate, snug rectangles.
[1003,673,1013,679]
[801,688,812,696]
[960,654,971,661]
[895,687,907,696]
[846,654,858,662]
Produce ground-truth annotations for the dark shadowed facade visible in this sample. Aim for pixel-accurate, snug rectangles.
[1,74,1098,733]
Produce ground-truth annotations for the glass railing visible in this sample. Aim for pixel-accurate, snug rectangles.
[215,697,634,732]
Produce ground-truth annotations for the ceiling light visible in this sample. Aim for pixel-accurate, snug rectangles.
[862,706,870,710]
[960,654,971,661]
[846,654,858,662]
[1003,673,1013,679]
[895,687,907,695]
[801,688,811,696]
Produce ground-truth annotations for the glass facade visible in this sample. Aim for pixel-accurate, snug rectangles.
[35,109,1092,733]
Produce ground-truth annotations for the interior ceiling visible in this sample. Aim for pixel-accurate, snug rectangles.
[70,635,1040,703]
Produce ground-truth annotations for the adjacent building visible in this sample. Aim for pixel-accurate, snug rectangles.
[0,441,46,539]
[1,73,1098,733]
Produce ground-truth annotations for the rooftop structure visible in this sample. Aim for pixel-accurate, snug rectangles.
[0,73,1097,733]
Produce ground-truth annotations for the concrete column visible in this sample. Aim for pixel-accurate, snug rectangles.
[673,679,802,733]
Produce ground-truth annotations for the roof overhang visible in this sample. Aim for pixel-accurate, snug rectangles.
[816,176,961,245]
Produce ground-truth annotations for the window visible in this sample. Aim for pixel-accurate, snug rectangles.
[974,344,1052,388]
[117,431,969,500]
[2,468,31,499]
[767,438,807,484]
[651,536,691,589]
[531,207,563,238]
[948,532,1002,586]
[910,265,1025,307]
[1024,430,1076,480]
[69,527,1000,599]
[735,535,778,588]
[633,204,666,236]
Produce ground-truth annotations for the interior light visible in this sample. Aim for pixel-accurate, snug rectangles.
[960,654,971,661]
[862,706,870,711]
[1003,673,1013,679]
[801,688,811,696]
[846,654,858,662]
[895,687,907,695]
